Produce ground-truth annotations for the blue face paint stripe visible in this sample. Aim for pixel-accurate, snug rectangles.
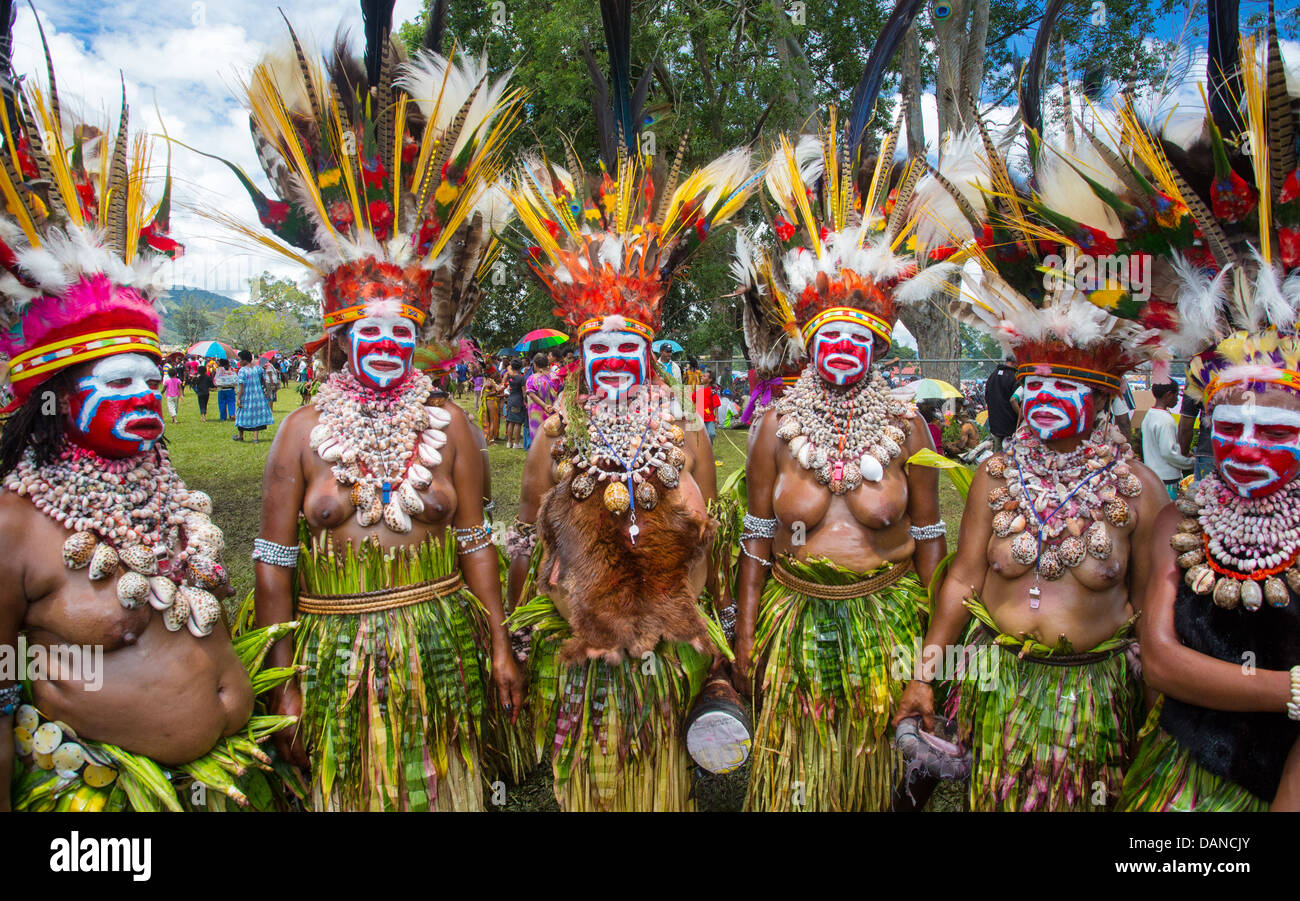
[74,377,155,434]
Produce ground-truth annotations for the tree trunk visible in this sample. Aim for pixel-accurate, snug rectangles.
[897,302,960,386]
[901,24,925,159]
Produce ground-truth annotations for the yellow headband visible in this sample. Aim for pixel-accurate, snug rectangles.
[8,328,162,384]
[800,307,892,347]
[1016,363,1122,394]
[322,303,428,330]
[576,317,655,342]
[1205,370,1300,405]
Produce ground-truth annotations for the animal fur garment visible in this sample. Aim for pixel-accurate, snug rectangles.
[536,480,715,664]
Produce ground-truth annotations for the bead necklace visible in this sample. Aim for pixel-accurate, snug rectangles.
[985,421,1140,607]
[1172,473,1300,611]
[773,369,914,494]
[551,382,688,529]
[309,368,449,534]
[5,444,227,636]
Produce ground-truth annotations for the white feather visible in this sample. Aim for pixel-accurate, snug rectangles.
[397,51,516,162]
[1037,145,1123,238]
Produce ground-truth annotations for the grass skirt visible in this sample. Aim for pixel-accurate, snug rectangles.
[295,529,514,811]
[1117,699,1267,812]
[508,592,721,811]
[745,556,926,812]
[949,595,1140,812]
[10,599,301,812]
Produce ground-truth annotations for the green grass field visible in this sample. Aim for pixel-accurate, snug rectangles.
[163,384,969,811]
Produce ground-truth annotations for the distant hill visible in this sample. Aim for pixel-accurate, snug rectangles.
[159,287,243,344]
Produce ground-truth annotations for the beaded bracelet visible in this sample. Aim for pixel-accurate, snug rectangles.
[742,513,777,538]
[1289,666,1300,722]
[252,537,300,568]
[909,521,947,541]
[739,542,773,567]
[456,525,494,555]
[1,683,22,717]
[717,603,737,642]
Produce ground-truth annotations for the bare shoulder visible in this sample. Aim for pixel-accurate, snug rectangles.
[1129,459,1175,516]
[905,412,933,450]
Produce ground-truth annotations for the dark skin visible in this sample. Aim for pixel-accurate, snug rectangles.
[893,404,1168,732]
[256,333,522,769]
[0,363,252,811]
[732,390,946,696]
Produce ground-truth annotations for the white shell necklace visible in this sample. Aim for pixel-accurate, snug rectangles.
[309,368,450,534]
[773,369,914,494]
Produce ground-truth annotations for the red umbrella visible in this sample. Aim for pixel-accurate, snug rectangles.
[259,350,279,360]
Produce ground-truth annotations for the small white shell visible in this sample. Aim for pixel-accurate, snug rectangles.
[398,481,425,515]
[787,435,807,456]
[425,405,452,427]
[408,463,433,490]
[309,424,330,448]
[181,586,221,638]
[418,444,442,468]
[181,490,213,516]
[318,440,343,463]
[148,576,178,611]
[116,571,151,609]
[119,544,158,576]
[796,443,812,468]
[860,454,884,483]
[88,543,118,581]
[163,589,190,632]
[422,428,448,448]
[384,501,412,533]
[356,493,383,528]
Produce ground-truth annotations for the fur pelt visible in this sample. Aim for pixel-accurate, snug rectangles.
[537,477,715,665]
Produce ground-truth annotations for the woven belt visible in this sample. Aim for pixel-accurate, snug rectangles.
[297,572,464,615]
[979,623,1135,667]
[772,558,912,601]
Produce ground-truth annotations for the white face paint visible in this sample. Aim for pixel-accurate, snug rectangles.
[1210,401,1300,498]
[810,320,874,387]
[68,353,165,457]
[581,328,648,400]
[1021,376,1094,441]
[349,314,417,390]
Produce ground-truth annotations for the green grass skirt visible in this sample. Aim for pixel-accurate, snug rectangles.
[1116,698,1267,812]
[11,599,301,812]
[294,529,524,811]
[508,592,720,811]
[950,596,1141,812]
[745,556,926,812]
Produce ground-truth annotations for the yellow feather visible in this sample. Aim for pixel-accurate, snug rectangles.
[27,86,83,229]
[1239,34,1271,264]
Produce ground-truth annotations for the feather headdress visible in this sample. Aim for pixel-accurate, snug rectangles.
[734,0,956,360]
[507,0,758,342]
[1155,0,1300,405]
[210,2,523,359]
[917,1,1197,394]
[0,6,179,406]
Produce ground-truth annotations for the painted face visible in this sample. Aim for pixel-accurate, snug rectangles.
[1022,376,1094,441]
[582,329,648,400]
[348,314,416,390]
[811,321,874,386]
[66,353,165,458]
[1210,397,1300,498]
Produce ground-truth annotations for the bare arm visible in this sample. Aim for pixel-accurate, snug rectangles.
[904,412,945,590]
[447,405,523,715]
[254,406,312,668]
[893,463,995,728]
[1139,504,1290,712]
[1125,462,1171,618]
[731,410,778,694]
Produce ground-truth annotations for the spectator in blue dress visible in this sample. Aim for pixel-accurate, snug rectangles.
[234,349,274,441]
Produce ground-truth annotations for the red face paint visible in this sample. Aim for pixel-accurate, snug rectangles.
[1022,377,1094,441]
[66,353,165,458]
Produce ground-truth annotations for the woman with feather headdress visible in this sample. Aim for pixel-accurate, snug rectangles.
[501,0,760,811]
[217,3,526,811]
[891,0,1196,812]
[0,8,298,812]
[1117,0,1300,812]
[730,0,956,812]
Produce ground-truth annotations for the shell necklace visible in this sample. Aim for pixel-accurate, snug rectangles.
[773,369,914,494]
[986,421,1141,608]
[4,445,227,636]
[1171,473,1300,611]
[552,382,688,539]
[309,368,450,534]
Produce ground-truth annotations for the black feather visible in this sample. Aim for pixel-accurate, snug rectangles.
[846,0,924,163]
[1018,0,1066,151]
[599,0,635,155]
[0,0,15,136]
[361,0,396,88]
[423,0,449,54]
[581,40,616,172]
[1206,0,1243,138]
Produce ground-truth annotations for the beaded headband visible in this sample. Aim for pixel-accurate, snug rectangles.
[800,307,893,347]
[1016,363,1122,394]
[576,317,655,342]
[8,329,161,386]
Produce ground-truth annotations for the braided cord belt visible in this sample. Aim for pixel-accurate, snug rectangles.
[978,622,1135,667]
[297,572,465,615]
[771,558,912,601]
